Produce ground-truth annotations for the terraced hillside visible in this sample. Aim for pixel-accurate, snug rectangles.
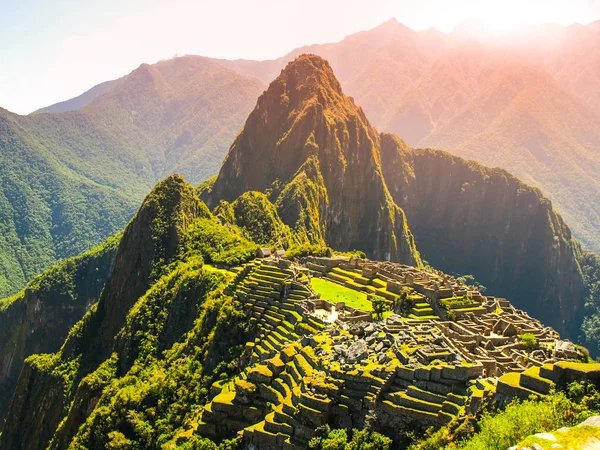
[178,255,596,448]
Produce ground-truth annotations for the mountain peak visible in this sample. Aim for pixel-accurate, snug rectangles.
[206,55,420,265]
[272,54,346,110]
[207,54,371,204]
[280,54,337,83]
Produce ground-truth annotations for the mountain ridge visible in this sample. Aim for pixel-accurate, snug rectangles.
[205,55,420,265]
[205,54,586,338]
[0,56,265,297]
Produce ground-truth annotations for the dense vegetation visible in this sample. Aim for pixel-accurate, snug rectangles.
[409,382,600,450]
[0,110,140,297]
[0,171,599,450]
[309,427,392,450]
[0,175,284,449]
[214,191,298,247]
[0,232,120,422]
[0,56,263,297]
[581,251,600,356]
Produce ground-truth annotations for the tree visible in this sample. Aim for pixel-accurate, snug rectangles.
[393,289,415,316]
[371,296,387,321]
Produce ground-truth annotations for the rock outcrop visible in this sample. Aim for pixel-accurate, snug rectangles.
[204,54,420,265]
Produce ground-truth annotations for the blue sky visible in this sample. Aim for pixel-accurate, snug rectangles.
[1,0,599,114]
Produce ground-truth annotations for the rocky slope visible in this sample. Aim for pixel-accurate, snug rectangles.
[379,135,585,336]
[204,55,420,265]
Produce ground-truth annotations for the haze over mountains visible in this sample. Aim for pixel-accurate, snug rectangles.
[34,18,600,254]
[2,17,600,300]
[0,57,262,296]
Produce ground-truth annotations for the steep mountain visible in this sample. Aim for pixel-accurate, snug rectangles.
[0,56,264,297]
[379,135,585,336]
[0,234,119,422]
[0,58,597,448]
[216,20,600,253]
[0,175,258,449]
[0,108,140,297]
[420,59,600,253]
[207,54,586,339]
[204,55,420,265]
[0,172,596,450]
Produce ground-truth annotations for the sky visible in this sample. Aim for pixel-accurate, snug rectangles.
[1,0,599,114]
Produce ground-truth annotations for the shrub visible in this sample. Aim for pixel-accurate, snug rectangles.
[309,426,391,450]
[285,242,332,259]
[519,333,538,350]
[409,382,600,450]
[370,295,387,321]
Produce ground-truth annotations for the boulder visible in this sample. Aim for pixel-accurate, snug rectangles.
[577,415,600,427]
[533,433,557,441]
[347,340,368,363]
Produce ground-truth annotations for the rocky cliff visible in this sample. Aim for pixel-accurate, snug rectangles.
[379,134,585,336]
[205,55,420,265]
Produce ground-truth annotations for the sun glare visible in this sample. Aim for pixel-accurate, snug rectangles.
[464,0,565,34]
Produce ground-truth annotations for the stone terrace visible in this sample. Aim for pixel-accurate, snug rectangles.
[192,256,596,448]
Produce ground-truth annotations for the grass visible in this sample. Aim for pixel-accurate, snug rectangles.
[557,361,600,373]
[498,372,522,388]
[310,277,372,312]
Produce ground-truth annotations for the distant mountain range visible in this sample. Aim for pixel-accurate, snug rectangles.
[212,19,600,254]
[2,18,600,297]
[0,57,263,296]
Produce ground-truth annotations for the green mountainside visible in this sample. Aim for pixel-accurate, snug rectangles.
[204,55,420,265]
[0,54,599,450]
[0,56,264,298]
[0,234,119,423]
[0,173,597,450]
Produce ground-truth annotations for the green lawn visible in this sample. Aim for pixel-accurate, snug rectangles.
[310,277,372,312]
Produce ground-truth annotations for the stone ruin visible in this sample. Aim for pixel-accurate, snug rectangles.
[194,255,598,449]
